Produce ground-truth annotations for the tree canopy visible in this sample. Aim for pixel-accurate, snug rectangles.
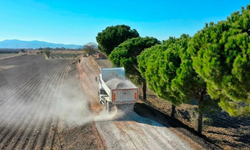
[138,34,211,134]
[138,34,204,104]
[109,37,160,100]
[96,25,139,55]
[188,5,250,117]
[109,37,160,75]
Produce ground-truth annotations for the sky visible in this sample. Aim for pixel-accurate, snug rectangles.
[0,0,249,45]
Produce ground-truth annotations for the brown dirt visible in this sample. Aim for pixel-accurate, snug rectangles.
[76,56,107,149]
[0,54,105,150]
[76,56,104,115]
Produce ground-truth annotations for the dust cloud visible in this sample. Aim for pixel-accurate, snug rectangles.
[48,79,93,126]
[0,73,128,128]
[0,76,94,127]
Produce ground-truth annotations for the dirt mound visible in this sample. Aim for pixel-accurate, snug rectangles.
[106,78,137,89]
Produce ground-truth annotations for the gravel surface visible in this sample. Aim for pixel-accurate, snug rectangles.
[96,111,193,150]
[106,78,137,89]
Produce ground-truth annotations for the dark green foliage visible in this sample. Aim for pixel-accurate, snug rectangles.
[163,37,177,46]
[188,4,250,117]
[138,34,209,134]
[109,37,160,75]
[96,25,139,56]
[139,34,203,104]
[20,49,25,53]
[109,37,160,100]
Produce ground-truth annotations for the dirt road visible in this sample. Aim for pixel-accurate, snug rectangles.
[79,57,193,150]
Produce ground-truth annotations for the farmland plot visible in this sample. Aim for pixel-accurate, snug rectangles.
[0,54,18,59]
[0,55,103,150]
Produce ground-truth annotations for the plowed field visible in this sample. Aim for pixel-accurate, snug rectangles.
[0,55,103,150]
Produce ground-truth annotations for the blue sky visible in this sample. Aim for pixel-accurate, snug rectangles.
[0,0,249,45]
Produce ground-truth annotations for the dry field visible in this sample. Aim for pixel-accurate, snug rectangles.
[25,50,83,60]
[0,55,103,150]
[0,54,18,59]
[50,51,83,59]
[0,53,26,61]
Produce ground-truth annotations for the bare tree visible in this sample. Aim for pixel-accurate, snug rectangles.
[83,42,99,55]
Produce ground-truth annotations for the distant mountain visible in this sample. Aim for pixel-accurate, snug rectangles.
[0,39,83,49]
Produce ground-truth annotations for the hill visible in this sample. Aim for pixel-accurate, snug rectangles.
[0,39,83,49]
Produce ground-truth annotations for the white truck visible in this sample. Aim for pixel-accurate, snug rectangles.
[96,67,139,112]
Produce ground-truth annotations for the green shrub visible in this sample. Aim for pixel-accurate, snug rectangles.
[43,49,51,59]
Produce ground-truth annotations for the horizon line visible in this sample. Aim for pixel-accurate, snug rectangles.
[0,39,84,46]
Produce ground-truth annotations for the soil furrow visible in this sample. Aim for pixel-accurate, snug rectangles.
[0,72,47,135]
[18,64,66,150]
[0,55,52,92]
[0,63,56,102]
[46,65,71,150]
[0,63,58,126]
[0,64,57,115]
[36,65,68,150]
[24,64,66,150]
[9,64,67,150]
[0,55,39,86]
[0,63,64,149]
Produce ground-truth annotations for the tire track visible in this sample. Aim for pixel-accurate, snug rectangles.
[97,122,124,150]
[124,121,150,150]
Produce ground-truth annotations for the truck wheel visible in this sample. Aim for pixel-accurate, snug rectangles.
[107,102,110,113]
[104,101,108,111]
[98,92,102,104]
